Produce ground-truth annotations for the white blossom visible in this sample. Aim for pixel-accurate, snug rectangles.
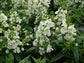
[0,13,7,22]
[5,50,9,54]
[2,22,9,27]
[13,47,20,53]
[46,44,53,53]
[33,39,38,46]
[16,17,22,23]
[39,47,45,55]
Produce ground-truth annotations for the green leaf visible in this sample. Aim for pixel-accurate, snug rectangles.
[50,48,67,62]
[17,10,25,14]
[32,57,37,63]
[32,57,41,63]
[50,11,54,15]
[51,39,63,43]
[41,57,46,63]
[15,54,21,62]
[22,23,33,32]
[19,55,31,63]
[27,25,33,32]
[0,36,7,48]
[26,17,29,24]
[25,47,36,53]
[72,46,79,63]
[6,53,14,63]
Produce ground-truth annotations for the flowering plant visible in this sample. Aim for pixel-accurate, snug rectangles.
[0,0,84,63]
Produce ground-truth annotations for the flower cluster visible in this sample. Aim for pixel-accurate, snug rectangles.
[54,0,84,8]
[5,26,23,53]
[79,1,84,8]
[0,0,78,55]
[23,0,50,24]
[0,0,51,54]
[9,11,22,24]
[11,0,50,24]
[11,0,23,8]
[3,11,23,53]
[55,8,77,43]
[1,0,84,63]
[0,13,8,27]
[33,19,54,55]
[0,11,34,53]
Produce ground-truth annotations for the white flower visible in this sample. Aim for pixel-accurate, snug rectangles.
[62,10,67,14]
[55,27,59,32]
[4,31,9,38]
[53,32,55,35]
[38,25,44,30]
[55,11,59,14]
[16,17,22,23]
[64,33,75,41]
[17,25,21,31]
[34,0,38,2]
[12,40,18,49]
[13,35,20,39]
[21,47,24,51]
[29,34,33,39]
[5,50,9,54]
[36,30,42,38]
[13,31,19,35]
[39,36,44,45]
[58,14,66,21]
[75,43,78,46]
[13,25,21,31]
[2,22,9,27]
[13,11,18,16]
[16,40,23,46]
[60,27,67,34]
[46,44,53,53]
[79,1,84,8]
[0,13,7,22]
[25,10,29,15]
[13,47,20,53]
[45,19,55,27]
[33,39,38,46]
[61,19,67,27]
[57,22,61,25]
[45,37,49,42]
[43,27,51,36]
[25,36,29,39]
[23,17,26,20]
[58,36,62,40]
[64,33,72,40]
[55,9,67,25]
[39,47,45,55]
[68,25,76,33]
[40,21,46,26]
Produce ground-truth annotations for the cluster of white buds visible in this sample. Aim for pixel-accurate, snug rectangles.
[55,8,77,43]
[33,19,54,55]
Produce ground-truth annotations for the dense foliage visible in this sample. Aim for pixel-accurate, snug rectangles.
[0,0,84,63]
